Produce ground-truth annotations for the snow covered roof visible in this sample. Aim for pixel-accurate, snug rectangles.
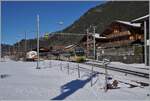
[92,33,100,38]
[65,44,76,49]
[27,51,37,54]
[115,20,141,27]
[131,14,149,23]
[91,33,106,39]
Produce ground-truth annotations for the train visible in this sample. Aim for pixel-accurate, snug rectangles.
[26,51,37,61]
[26,47,86,62]
[60,47,86,62]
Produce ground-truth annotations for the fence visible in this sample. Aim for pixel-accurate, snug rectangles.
[40,60,101,87]
[39,60,148,92]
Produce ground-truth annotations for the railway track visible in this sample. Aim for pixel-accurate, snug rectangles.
[83,62,149,79]
[58,60,149,87]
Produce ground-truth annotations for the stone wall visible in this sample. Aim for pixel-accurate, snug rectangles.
[97,45,144,64]
[98,54,144,63]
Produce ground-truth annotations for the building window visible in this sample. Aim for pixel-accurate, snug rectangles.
[114,29,119,33]
[129,36,134,40]
[138,35,142,39]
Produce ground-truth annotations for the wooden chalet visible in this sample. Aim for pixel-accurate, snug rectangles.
[99,20,143,48]
[96,20,144,63]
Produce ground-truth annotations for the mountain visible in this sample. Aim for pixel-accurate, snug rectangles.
[48,1,149,47]
[63,1,149,34]
[43,1,149,47]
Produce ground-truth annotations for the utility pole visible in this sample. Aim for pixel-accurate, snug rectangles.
[93,26,96,60]
[144,21,147,66]
[36,14,40,69]
[24,32,27,60]
[9,46,11,56]
[86,28,89,57]
[17,40,20,59]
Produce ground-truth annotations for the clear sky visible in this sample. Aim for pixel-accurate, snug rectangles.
[1,1,105,45]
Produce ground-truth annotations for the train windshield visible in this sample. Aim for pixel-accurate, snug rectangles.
[75,48,84,56]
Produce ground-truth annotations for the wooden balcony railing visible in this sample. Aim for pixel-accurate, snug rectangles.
[106,31,131,39]
[100,40,134,48]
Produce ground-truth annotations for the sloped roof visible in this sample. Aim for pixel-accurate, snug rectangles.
[131,14,149,23]
[101,20,141,36]
[89,33,106,39]
[65,44,76,49]
[115,20,141,27]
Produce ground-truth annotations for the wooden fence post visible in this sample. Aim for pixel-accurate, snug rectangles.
[91,65,94,87]
[67,63,69,74]
[60,62,62,71]
[104,64,108,92]
[77,64,80,78]
[49,60,52,68]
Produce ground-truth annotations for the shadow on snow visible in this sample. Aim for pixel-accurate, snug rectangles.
[51,72,98,100]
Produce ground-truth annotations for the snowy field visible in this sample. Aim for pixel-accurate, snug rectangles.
[0,60,150,100]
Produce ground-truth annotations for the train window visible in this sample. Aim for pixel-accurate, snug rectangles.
[69,51,75,56]
[75,47,85,56]
[76,52,84,56]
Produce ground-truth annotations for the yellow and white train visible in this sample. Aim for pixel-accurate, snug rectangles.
[60,47,86,62]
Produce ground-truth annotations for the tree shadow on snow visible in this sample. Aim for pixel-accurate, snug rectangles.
[51,72,98,100]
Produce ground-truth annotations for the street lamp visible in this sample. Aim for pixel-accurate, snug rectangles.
[58,21,64,34]
[58,21,63,25]
[36,14,40,69]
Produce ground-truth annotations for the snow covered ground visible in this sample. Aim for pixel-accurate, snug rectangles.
[0,60,150,100]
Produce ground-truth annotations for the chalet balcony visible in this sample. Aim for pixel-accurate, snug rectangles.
[106,31,131,39]
[100,40,134,48]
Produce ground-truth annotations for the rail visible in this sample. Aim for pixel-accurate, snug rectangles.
[83,62,149,78]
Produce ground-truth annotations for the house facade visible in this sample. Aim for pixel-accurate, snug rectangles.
[97,20,144,63]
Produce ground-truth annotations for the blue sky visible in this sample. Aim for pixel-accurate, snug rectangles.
[1,1,105,45]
